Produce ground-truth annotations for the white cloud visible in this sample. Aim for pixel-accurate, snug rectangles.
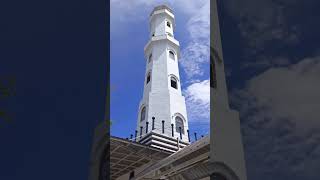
[235,56,320,132]
[186,2,210,41]
[184,79,210,123]
[180,42,209,78]
[180,1,210,78]
[231,56,320,179]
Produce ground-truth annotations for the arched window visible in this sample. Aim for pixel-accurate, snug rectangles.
[175,116,184,134]
[140,107,146,122]
[146,72,151,84]
[169,50,175,60]
[148,54,152,63]
[170,76,177,89]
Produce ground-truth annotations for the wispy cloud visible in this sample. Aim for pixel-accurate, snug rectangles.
[183,79,210,123]
[179,1,210,79]
[180,42,209,78]
[231,56,320,179]
[233,56,320,132]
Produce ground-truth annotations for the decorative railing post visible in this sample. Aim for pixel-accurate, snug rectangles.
[187,130,190,142]
[135,130,138,141]
[171,124,174,137]
[194,132,197,141]
[130,134,133,140]
[162,120,165,134]
[179,127,182,140]
[152,117,155,130]
[146,121,149,133]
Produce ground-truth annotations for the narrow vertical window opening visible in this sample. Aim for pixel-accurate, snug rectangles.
[148,54,152,63]
[146,73,151,84]
[210,54,217,88]
[171,77,177,89]
[169,50,175,60]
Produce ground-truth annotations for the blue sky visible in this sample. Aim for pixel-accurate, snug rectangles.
[110,0,210,141]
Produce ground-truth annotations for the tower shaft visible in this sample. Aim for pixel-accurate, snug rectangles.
[136,5,189,153]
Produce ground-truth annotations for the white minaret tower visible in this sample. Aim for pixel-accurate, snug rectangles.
[136,5,190,153]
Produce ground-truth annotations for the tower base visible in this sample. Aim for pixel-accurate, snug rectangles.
[139,132,189,153]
